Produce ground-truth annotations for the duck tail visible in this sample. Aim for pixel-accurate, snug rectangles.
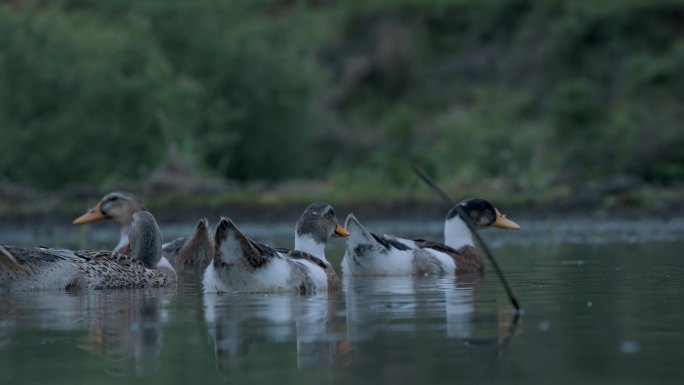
[177,218,214,269]
[214,217,270,268]
[344,214,377,245]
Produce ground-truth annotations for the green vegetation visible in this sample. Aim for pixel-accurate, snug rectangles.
[0,1,682,202]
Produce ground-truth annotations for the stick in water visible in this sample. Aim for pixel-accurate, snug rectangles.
[412,165,521,312]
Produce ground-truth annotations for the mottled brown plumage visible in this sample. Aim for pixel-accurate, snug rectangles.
[74,191,208,280]
[1,247,176,291]
[414,241,485,275]
[164,218,214,281]
[1,211,176,291]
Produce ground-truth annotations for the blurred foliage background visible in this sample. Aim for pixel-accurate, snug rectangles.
[0,0,682,206]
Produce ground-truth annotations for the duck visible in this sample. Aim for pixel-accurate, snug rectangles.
[1,211,177,291]
[203,202,350,294]
[341,198,520,276]
[73,191,213,279]
[169,218,214,278]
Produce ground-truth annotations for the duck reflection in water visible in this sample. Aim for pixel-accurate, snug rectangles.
[78,290,173,377]
[342,274,519,360]
[203,274,519,375]
[203,292,349,373]
[0,289,173,378]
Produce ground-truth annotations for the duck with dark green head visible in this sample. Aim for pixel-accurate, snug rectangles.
[342,198,519,276]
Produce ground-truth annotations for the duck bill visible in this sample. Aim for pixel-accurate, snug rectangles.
[492,209,520,230]
[73,202,105,224]
[333,223,351,237]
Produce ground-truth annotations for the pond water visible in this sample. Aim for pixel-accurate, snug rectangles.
[1,217,683,385]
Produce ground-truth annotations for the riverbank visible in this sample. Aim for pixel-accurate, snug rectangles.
[1,177,682,228]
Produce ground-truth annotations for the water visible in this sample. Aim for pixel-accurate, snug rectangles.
[1,218,683,385]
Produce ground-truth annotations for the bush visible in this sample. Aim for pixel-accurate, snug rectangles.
[0,5,195,188]
[0,0,682,192]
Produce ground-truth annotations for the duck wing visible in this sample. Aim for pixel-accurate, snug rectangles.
[0,246,91,290]
[414,240,458,254]
[344,213,413,253]
[277,248,341,293]
[415,241,484,274]
[377,234,414,251]
[162,236,187,260]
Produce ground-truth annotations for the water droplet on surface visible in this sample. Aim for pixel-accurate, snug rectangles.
[619,340,640,354]
[539,321,550,331]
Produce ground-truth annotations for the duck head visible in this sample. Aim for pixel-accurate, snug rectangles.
[294,202,350,261]
[73,191,146,226]
[73,192,147,253]
[444,198,519,250]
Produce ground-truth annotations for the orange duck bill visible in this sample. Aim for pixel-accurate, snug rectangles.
[492,209,520,230]
[334,223,351,237]
[73,202,106,224]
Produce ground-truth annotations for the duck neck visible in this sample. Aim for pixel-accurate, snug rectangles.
[129,217,163,268]
[113,224,131,254]
[131,236,162,268]
[294,234,328,263]
[444,215,474,250]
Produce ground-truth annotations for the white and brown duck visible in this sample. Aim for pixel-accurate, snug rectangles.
[1,211,176,290]
[73,191,213,280]
[203,202,350,294]
[341,198,520,276]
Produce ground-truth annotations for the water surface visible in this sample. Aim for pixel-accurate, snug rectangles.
[1,218,683,384]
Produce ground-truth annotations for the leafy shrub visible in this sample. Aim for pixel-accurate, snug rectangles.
[0,0,682,192]
[0,5,194,188]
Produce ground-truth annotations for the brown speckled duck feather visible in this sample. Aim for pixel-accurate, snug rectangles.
[74,192,209,280]
[2,211,176,291]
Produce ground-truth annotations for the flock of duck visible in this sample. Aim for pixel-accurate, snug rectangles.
[0,191,520,293]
